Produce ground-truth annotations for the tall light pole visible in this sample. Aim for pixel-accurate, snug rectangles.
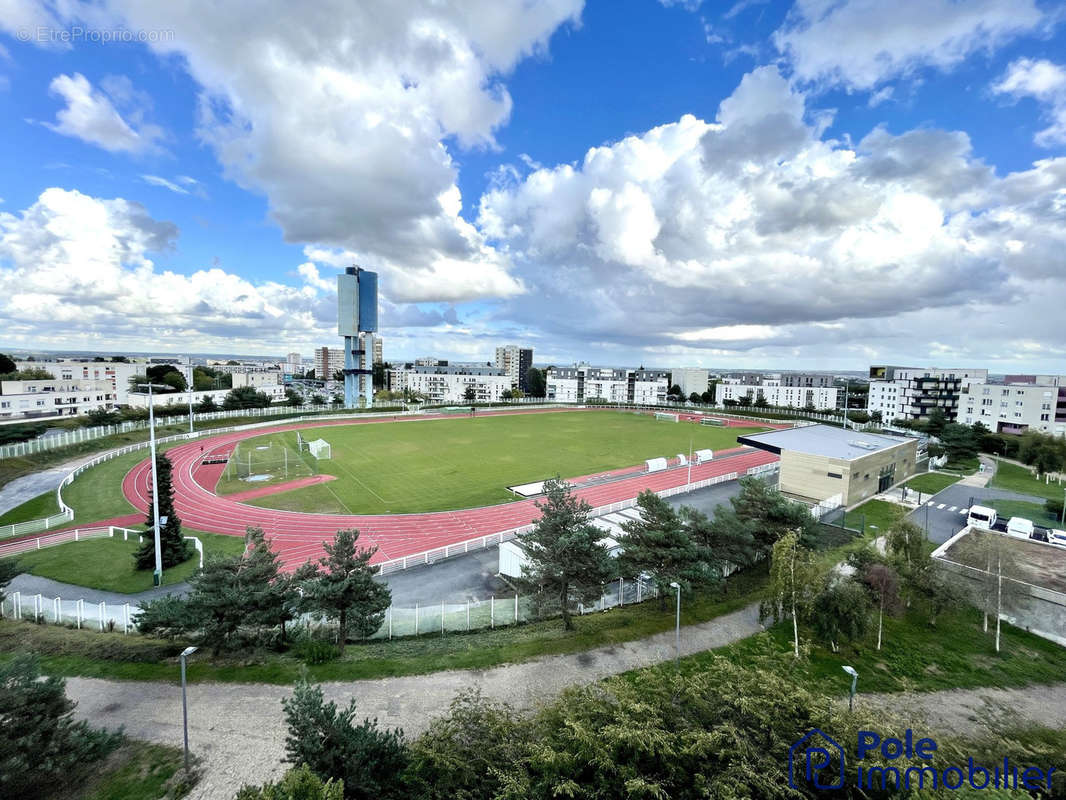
[136,382,170,586]
[842,665,858,712]
[669,581,681,667]
[180,646,198,772]
[185,362,194,434]
[686,437,693,488]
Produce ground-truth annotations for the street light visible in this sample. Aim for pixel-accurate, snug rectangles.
[185,362,194,435]
[669,581,681,667]
[180,646,198,772]
[136,382,170,586]
[842,665,858,712]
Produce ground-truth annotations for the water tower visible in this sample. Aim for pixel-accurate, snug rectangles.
[337,266,378,407]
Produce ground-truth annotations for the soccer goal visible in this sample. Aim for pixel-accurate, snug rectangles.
[700,417,727,426]
[655,412,679,423]
[307,438,332,460]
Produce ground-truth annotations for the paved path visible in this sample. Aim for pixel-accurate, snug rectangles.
[67,603,766,799]
[6,573,191,605]
[0,452,103,516]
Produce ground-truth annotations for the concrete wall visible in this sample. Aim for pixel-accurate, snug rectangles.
[777,439,919,507]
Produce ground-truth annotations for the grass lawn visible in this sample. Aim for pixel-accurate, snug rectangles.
[988,498,1059,524]
[843,498,903,538]
[672,607,1066,694]
[904,472,959,495]
[219,411,769,515]
[13,529,246,593]
[0,567,769,683]
[0,490,60,527]
[992,458,1066,502]
[52,740,193,800]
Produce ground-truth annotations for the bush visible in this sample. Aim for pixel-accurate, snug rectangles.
[293,637,341,665]
[0,654,122,799]
[1047,497,1064,520]
[282,677,407,800]
[236,764,344,800]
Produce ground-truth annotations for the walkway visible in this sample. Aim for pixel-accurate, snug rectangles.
[67,603,765,800]
[6,573,191,606]
[0,451,103,517]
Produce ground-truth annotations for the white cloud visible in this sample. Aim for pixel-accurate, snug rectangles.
[774,0,1045,91]
[35,0,581,305]
[478,65,1066,366]
[43,73,163,154]
[142,175,189,195]
[992,58,1066,147]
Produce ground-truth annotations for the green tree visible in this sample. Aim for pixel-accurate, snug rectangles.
[236,765,344,800]
[725,476,819,557]
[311,393,327,406]
[282,677,407,800]
[754,394,770,409]
[810,578,871,652]
[133,453,193,570]
[285,388,304,407]
[241,527,300,640]
[761,531,821,657]
[884,518,925,574]
[333,369,345,382]
[0,654,122,800]
[463,385,476,402]
[223,385,273,409]
[6,367,55,380]
[0,558,21,609]
[196,394,218,412]
[514,478,613,630]
[617,491,715,609]
[700,389,713,404]
[83,407,120,427]
[0,352,16,374]
[111,355,129,362]
[668,383,682,397]
[526,366,546,398]
[941,422,978,464]
[302,529,391,644]
[863,563,901,651]
[924,406,948,437]
[688,391,701,403]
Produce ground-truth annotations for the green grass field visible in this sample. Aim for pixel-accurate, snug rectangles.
[904,471,959,495]
[988,498,1059,524]
[216,411,768,515]
[0,490,60,527]
[13,529,247,593]
[992,458,1066,502]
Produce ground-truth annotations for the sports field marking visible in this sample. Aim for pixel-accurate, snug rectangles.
[937,503,946,509]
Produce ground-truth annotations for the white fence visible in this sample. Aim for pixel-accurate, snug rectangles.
[0,509,74,540]
[808,493,844,521]
[2,591,135,633]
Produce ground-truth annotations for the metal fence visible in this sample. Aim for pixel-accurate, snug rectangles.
[0,509,74,540]
[2,591,136,632]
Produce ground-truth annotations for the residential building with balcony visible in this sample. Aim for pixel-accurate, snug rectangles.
[865,365,988,423]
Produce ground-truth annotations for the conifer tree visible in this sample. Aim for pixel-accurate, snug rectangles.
[134,452,192,570]
[301,529,391,644]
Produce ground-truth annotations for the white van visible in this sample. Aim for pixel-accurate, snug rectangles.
[967,505,997,530]
[1006,517,1034,540]
[1048,530,1066,549]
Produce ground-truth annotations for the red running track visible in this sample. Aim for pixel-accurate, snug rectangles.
[120,408,780,570]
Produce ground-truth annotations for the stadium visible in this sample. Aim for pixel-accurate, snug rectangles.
[108,406,781,573]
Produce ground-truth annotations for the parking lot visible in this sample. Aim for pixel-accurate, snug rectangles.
[909,483,1058,545]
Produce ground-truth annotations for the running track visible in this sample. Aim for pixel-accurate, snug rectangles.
[119,408,781,570]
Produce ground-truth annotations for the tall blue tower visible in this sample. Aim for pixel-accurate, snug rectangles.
[337,266,378,407]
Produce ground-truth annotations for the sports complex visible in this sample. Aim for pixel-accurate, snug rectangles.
[27,407,784,574]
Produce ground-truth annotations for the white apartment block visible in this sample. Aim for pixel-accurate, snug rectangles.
[0,379,117,420]
[960,380,1066,437]
[546,365,669,404]
[865,366,988,423]
[286,352,302,373]
[313,347,345,380]
[399,365,511,403]
[17,359,143,404]
[671,367,709,398]
[232,372,281,389]
[717,380,838,410]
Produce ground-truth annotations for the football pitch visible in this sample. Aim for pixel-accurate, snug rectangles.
[214,410,769,515]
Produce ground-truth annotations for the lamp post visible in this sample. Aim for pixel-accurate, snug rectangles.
[669,581,681,667]
[842,665,858,712]
[136,382,170,586]
[180,646,198,772]
[686,437,693,488]
[185,362,194,434]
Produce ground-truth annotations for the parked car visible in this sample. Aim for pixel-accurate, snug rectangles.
[1005,516,1035,541]
[967,505,997,531]
[1048,530,1066,549]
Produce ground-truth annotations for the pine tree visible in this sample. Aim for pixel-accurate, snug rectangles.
[133,453,192,570]
[514,478,612,630]
[240,527,300,641]
[616,490,715,610]
[302,529,391,645]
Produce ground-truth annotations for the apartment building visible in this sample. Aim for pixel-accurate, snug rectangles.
[16,359,142,404]
[671,367,709,398]
[313,347,345,380]
[494,345,533,392]
[866,365,988,423]
[717,378,838,410]
[397,365,511,403]
[0,378,116,420]
[546,365,669,404]
[960,379,1066,437]
[232,372,281,389]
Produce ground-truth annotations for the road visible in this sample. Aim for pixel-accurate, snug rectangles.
[908,483,1053,545]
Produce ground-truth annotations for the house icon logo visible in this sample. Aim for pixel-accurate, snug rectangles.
[789,728,845,789]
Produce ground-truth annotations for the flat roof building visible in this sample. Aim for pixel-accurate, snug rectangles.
[738,424,921,507]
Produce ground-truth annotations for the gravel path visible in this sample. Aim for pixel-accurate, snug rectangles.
[66,603,765,799]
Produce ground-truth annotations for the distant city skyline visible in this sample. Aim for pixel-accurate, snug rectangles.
[1,1,1064,370]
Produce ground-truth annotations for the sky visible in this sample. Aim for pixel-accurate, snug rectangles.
[0,0,1065,372]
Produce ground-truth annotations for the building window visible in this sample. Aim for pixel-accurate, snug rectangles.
[827,472,843,479]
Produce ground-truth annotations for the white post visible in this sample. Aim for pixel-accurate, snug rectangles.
[441,600,445,636]
[388,607,392,640]
[99,601,106,631]
[490,596,494,628]
[54,597,61,624]
[466,601,470,631]
[514,594,518,624]
[414,603,419,636]
[76,598,82,628]
[12,591,20,620]
[34,593,41,622]
[124,603,130,634]
[619,577,624,606]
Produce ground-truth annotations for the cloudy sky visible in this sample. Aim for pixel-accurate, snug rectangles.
[1,0,1064,372]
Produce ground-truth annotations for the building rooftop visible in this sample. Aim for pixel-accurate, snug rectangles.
[737,424,912,460]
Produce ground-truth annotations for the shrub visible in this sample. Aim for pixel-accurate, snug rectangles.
[282,677,407,800]
[235,764,344,800]
[293,637,341,665]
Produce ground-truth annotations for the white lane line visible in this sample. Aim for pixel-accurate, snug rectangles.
[937,503,946,509]
[948,506,957,511]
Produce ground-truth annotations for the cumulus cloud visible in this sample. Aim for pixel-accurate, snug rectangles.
[43,73,163,154]
[992,58,1066,147]
[34,0,581,305]
[478,65,1066,365]
[774,0,1045,91]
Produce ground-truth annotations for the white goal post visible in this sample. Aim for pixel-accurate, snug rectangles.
[654,412,679,423]
[307,438,332,460]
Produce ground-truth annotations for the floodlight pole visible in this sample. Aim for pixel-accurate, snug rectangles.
[670,581,681,668]
[138,382,169,586]
[186,362,194,434]
[180,646,198,772]
[687,437,693,487]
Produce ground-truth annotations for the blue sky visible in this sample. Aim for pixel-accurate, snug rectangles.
[1,0,1065,372]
